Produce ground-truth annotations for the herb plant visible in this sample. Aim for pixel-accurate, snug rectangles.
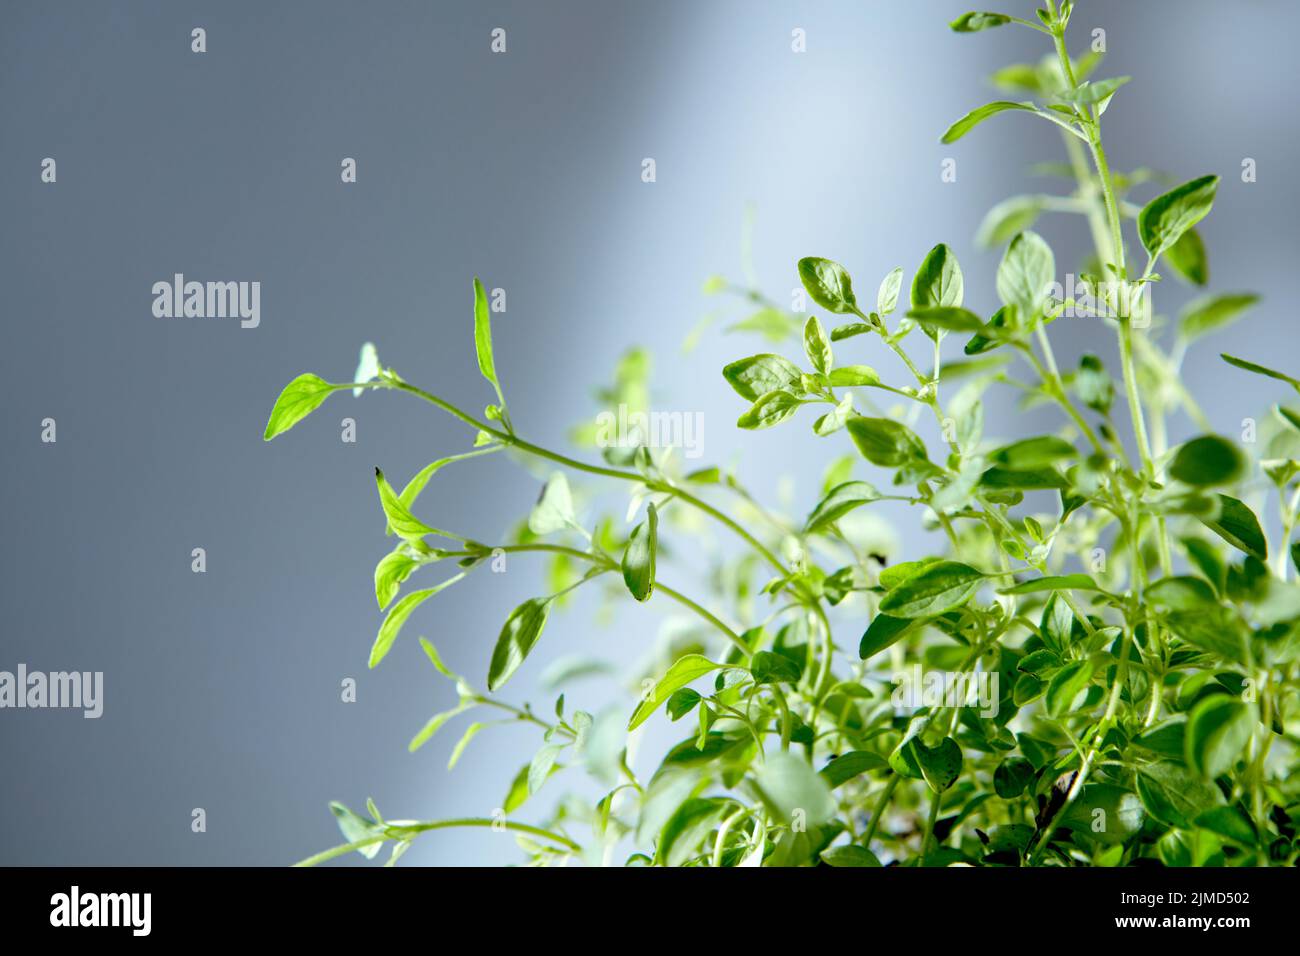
[269,2,1300,867]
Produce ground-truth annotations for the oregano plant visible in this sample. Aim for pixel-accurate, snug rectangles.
[269,2,1300,867]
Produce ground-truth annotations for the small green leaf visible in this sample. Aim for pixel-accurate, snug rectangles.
[375,468,447,543]
[447,722,487,769]
[750,650,802,685]
[976,195,1044,248]
[820,751,887,789]
[1138,175,1220,258]
[940,101,1035,144]
[487,597,553,691]
[877,267,904,315]
[1133,764,1222,832]
[1185,695,1254,780]
[910,243,964,310]
[1075,354,1113,413]
[820,845,882,867]
[374,545,421,610]
[621,502,658,602]
[803,316,833,374]
[949,11,1011,32]
[988,435,1077,470]
[1221,353,1300,392]
[1164,227,1208,286]
[996,230,1055,320]
[628,654,722,730]
[797,257,858,314]
[1194,806,1257,846]
[1180,293,1259,342]
[1045,660,1093,717]
[827,365,880,387]
[473,277,502,399]
[528,743,564,795]
[998,573,1099,595]
[879,561,983,618]
[722,354,805,402]
[846,416,927,467]
[1199,494,1268,561]
[665,688,701,721]
[330,802,384,859]
[753,751,836,825]
[1169,435,1246,487]
[858,613,914,660]
[528,472,576,535]
[407,700,473,753]
[263,373,339,441]
[993,758,1035,798]
[737,390,802,430]
[804,480,881,533]
[371,574,465,668]
[905,306,985,332]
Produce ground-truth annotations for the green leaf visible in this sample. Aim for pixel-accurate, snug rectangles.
[996,230,1055,320]
[753,751,836,825]
[1185,695,1254,780]
[374,545,421,610]
[940,101,1035,144]
[1221,353,1300,392]
[993,758,1035,798]
[964,304,1016,355]
[858,613,914,660]
[750,650,802,685]
[1133,764,1222,832]
[722,354,804,402]
[979,465,1067,490]
[621,502,658,602]
[846,416,927,467]
[528,472,576,535]
[804,480,880,533]
[665,688,702,721]
[1146,575,1218,613]
[1164,227,1208,286]
[486,598,553,692]
[737,390,802,430]
[998,573,1099,595]
[1138,175,1220,258]
[820,751,887,789]
[1180,293,1259,342]
[877,267,904,315]
[1169,435,1246,487]
[397,447,500,515]
[329,802,384,859]
[1075,353,1113,413]
[949,11,1011,31]
[1194,806,1257,846]
[371,574,465,668]
[820,845,882,867]
[447,721,487,769]
[1045,660,1093,717]
[657,798,730,867]
[905,306,985,333]
[879,561,983,618]
[813,394,853,436]
[797,257,858,314]
[1052,76,1130,108]
[976,195,1044,248]
[627,654,722,730]
[528,743,564,795]
[988,435,1077,470]
[910,243,964,310]
[803,316,833,374]
[263,373,338,441]
[827,365,880,387]
[1199,494,1268,561]
[407,700,473,753]
[472,277,501,398]
[375,468,447,543]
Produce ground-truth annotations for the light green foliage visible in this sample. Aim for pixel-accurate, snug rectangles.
[275,2,1297,869]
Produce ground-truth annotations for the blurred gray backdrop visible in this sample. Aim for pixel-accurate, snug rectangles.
[1,0,1297,865]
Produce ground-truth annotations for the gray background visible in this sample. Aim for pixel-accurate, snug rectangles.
[1,0,1297,865]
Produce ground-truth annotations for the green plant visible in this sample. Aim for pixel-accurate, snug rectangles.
[270,2,1300,867]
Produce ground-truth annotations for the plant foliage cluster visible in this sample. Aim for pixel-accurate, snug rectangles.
[269,2,1300,867]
